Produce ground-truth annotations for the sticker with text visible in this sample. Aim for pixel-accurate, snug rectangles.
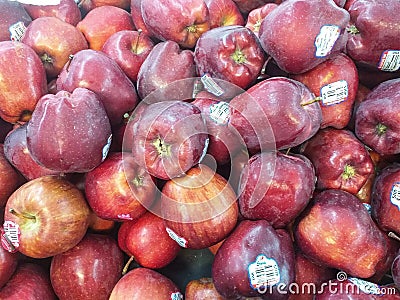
[170,292,183,300]
[209,101,230,125]
[248,254,280,290]
[201,74,224,96]
[314,25,340,58]
[390,182,400,210]
[102,134,112,161]
[192,78,204,98]
[348,277,382,295]
[320,80,348,106]
[9,21,26,42]
[166,227,188,248]
[1,221,20,253]
[378,50,400,72]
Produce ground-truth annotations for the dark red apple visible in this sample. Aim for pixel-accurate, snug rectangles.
[85,152,155,221]
[21,16,88,79]
[0,241,18,288]
[77,5,135,51]
[109,267,183,300]
[23,0,81,26]
[392,251,400,289]
[101,30,155,82]
[26,88,112,173]
[0,262,56,299]
[0,41,47,123]
[194,25,265,90]
[239,151,315,228]
[258,0,350,74]
[2,175,90,258]
[141,0,210,49]
[130,0,151,36]
[300,128,374,195]
[204,0,244,29]
[245,3,278,37]
[185,277,225,300]
[0,0,31,42]
[161,164,239,249]
[50,233,124,300]
[56,49,139,127]
[87,212,115,233]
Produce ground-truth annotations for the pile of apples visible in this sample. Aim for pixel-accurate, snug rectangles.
[1,0,400,299]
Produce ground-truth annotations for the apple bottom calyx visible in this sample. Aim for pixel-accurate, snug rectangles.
[153,136,171,157]
[342,164,356,180]
[375,123,387,136]
[231,49,247,64]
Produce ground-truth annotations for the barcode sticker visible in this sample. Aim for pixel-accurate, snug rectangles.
[390,182,400,210]
[320,80,348,106]
[378,50,400,72]
[248,254,280,289]
[9,21,26,42]
[1,221,20,253]
[348,277,382,295]
[315,25,340,58]
[170,292,183,300]
[201,74,224,96]
[209,102,230,125]
[166,227,187,248]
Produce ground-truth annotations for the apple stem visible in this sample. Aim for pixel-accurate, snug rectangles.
[65,54,74,72]
[301,97,321,106]
[388,231,400,242]
[122,256,135,275]
[285,148,291,155]
[9,208,36,220]
[134,29,142,54]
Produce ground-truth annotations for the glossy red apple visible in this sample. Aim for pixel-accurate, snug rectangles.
[87,212,115,233]
[185,277,225,300]
[50,233,124,300]
[21,16,88,79]
[0,41,47,123]
[245,3,278,37]
[0,0,31,42]
[204,0,244,29]
[109,267,183,300]
[85,152,155,221]
[2,175,90,258]
[0,241,18,288]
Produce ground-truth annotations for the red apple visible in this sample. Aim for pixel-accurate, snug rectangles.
[185,277,226,300]
[50,233,124,300]
[245,3,278,37]
[77,5,135,51]
[141,0,210,49]
[232,0,278,14]
[204,0,244,29]
[0,41,47,123]
[88,212,115,233]
[2,175,90,258]
[23,0,81,26]
[109,267,183,299]
[101,30,155,82]
[0,0,31,42]
[21,16,88,79]
[130,0,151,36]
[77,0,130,15]
[0,240,18,288]
[85,152,155,221]
[117,220,134,256]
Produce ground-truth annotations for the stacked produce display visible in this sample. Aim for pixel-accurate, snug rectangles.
[0,0,400,299]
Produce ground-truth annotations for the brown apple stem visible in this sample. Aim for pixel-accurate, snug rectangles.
[388,231,400,242]
[285,148,291,155]
[134,29,142,54]
[301,97,321,107]
[9,208,36,220]
[65,54,74,72]
[122,256,135,275]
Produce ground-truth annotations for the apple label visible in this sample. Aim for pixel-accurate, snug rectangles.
[192,78,204,98]
[170,292,183,300]
[390,182,400,210]
[248,254,280,291]
[102,134,112,161]
[378,50,400,72]
[201,74,224,96]
[117,213,133,220]
[209,102,231,125]
[1,221,20,253]
[166,227,187,248]
[363,203,372,215]
[320,80,348,106]
[9,21,26,42]
[348,277,382,295]
[314,25,340,58]
[198,137,210,163]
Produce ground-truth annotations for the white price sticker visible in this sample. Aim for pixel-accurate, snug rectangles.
[209,102,230,125]
[9,21,26,42]
[390,182,400,210]
[101,134,112,161]
[314,25,340,58]
[170,292,183,300]
[201,74,224,96]
[166,227,187,248]
[378,50,400,72]
[320,80,348,106]
[1,221,20,253]
[248,254,280,290]
[348,278,382,295]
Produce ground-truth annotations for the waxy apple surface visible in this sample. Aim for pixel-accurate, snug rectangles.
[0,0,31,42]
[0,243,18,288]
[204,0,244,29]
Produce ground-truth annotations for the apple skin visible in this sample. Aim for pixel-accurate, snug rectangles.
[124,212,181,269]
[0,241,18,288]
[78,0,131,15]
[3,175,91,258]
[56,49,139,127]
[26,88,112,173]
[77,5,135,51]
[132,101,208,180]
[232,0,278,14]
[292,53,359,129]
[392,251,400,289]
[0,262,56,299]
[101,30,155,83]
[258,0,350,74]
[300,128,374,195]
[50,233,124,300]
[354,78,400,156]
[0,41,47,123]
[161,164,239,249]
[109,267,183,300]
[239,151,315,228]
[194,25,265,90]
[22,0,81,26]
[204,0,244,29]
[245,3,278,37]
[21,16,88,79]
[346,0,400,71]
[212,220,295,299]
[141,0,210,49]
[84,152,155,221]
[136,40,196,100]
[0,0,31,42]
[229,76,322,153]
[130,0,151,36]
[294,189,387,278]
[3,124,62,180]
[117,220,134,256]
[185,277,226,300]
